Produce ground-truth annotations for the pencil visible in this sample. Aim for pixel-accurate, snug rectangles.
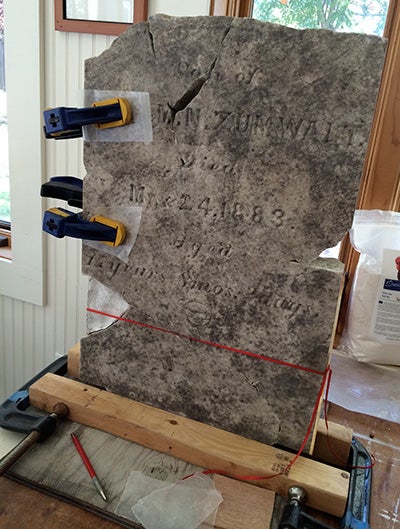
[71,432,107,501]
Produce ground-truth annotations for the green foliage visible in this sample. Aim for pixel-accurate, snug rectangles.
[253,0,388,34]
[0,191,10,221]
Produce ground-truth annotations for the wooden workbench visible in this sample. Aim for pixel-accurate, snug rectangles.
[0,402,399,529]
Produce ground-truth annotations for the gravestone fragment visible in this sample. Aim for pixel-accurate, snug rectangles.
[80,15,386,450]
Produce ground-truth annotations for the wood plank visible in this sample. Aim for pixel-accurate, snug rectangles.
[68,343,354,468]
[313,420,352,467]
[30,373,349,517]
[213,475,274,529]
[68,342,81,378]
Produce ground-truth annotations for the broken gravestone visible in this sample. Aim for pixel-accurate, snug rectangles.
[80,15,386,450]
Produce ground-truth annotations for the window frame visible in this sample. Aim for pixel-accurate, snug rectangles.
[0,0,44,305]
[54,0,148,36]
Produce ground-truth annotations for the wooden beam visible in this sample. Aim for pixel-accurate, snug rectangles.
[30,373,349,517]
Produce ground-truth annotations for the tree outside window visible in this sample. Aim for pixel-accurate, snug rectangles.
[253,0,389,36]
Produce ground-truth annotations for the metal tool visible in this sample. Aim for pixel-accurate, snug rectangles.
[41,176,83,208]
[43,97,132,139]
[43,207,126,246]
[0,356,69,476]
[278,438,371,529]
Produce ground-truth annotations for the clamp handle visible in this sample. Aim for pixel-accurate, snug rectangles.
[0,355,68,434]
[43,207,126,247]
[40,176,83,208]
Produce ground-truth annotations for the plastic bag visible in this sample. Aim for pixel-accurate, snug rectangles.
[115,470,223,529]
[339,210,400,365]
[329,350,400,423]
[132,473,223,529]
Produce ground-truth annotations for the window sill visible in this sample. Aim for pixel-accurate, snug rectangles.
[0,228,12,261]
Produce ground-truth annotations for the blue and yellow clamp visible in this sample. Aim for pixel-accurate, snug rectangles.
[41,176,125,247]
[43,97,132,140]
[43,208,126,247]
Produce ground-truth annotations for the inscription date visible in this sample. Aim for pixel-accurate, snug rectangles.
[130,184,285,227]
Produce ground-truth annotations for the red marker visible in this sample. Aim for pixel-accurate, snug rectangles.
[71,432,107,501]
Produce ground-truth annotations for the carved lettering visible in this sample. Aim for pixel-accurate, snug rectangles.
[174,237,234,261]
[134,266,154,279]
[128,184,285,228]
[130,184,145,205]
[181,271,224,296]
[156,100,363,151]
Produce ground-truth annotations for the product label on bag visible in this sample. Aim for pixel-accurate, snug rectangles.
[372,249,400,342]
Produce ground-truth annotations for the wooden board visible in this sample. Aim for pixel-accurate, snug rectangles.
[30,373,349,517]
[4,418,275,529]
[313,420,353,466]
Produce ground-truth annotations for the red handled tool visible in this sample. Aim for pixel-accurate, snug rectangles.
[71,432,107,501]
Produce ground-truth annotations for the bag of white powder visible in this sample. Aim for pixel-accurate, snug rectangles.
[339,210,400,365]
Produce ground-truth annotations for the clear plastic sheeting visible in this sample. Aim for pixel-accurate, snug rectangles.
[115,471,223,529]
[329,350,400,423]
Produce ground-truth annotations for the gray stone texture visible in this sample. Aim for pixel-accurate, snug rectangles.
[80,16,386,450]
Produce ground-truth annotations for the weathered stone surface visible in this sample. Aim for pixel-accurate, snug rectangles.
[80,16,386,450]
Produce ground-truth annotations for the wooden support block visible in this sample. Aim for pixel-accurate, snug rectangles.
[30,373,349,517]
[313,420,353,467]
[67,343,81,378]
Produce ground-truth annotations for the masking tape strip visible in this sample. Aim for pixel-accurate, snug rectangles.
[83,90,153,144]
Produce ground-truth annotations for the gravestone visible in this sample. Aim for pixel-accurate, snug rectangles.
[80,15,386,450]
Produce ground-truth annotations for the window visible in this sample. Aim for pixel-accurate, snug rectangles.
[0,0,44,305]
[0,0,10,230]
[54,0,148,35]
[252,0,389,36]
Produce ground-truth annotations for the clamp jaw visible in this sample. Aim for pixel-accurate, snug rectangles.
[279,438,371,529]
[43,97,132,139]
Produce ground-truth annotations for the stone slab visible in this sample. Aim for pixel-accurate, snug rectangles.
[80,15,386,450]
